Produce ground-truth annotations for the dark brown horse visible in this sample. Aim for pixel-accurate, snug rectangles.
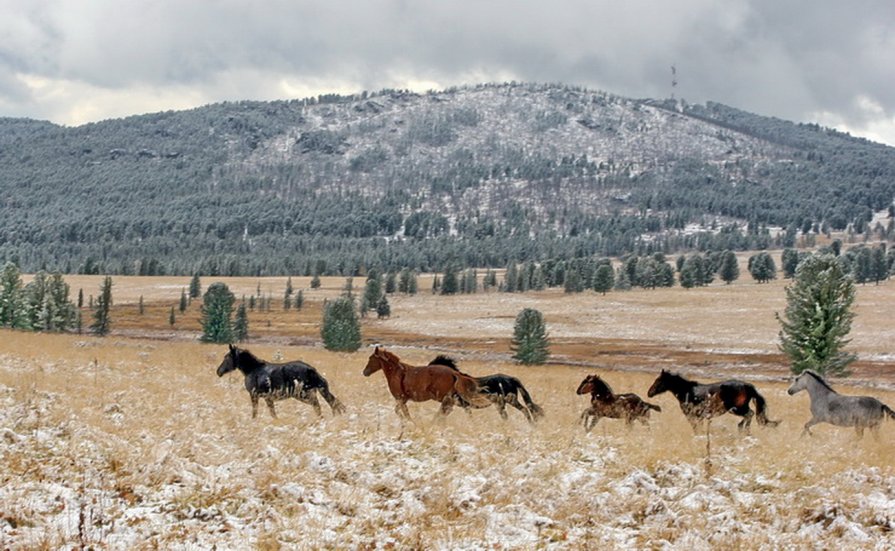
[362,347,490,419]
[428,355,545,422]
[647,369,779,432]
[576,374,661,431]
[216,345,345,419]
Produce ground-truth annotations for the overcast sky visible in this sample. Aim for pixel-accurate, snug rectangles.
[1,1,893,145]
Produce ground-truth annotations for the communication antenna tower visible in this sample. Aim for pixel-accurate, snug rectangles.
[671,64,678,100]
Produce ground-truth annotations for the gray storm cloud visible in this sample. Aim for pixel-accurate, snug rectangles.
[0,0,892,143]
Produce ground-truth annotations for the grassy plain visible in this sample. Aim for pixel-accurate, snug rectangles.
[2,273,895,548]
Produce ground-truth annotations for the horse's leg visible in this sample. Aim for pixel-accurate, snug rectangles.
[737,409,754,433]
[251,394,259,418]
[395,400,411,420]
[496,395,509,420]
[440,395,455,416]
[506,394,533,422]
[317,385,346,415]
[297,390,322,417]
[265,397,278,419]
[801,418,818,437]
[870,424,881,440]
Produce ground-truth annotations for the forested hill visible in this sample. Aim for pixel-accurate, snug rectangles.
[1,82,894,276]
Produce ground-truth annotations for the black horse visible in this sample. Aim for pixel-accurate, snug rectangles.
[428,355,545,422]
[216,345,346,418]
[647,369,779,432]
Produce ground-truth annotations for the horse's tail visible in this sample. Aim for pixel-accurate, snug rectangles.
[314,371,346,415]
[882,404,895,421]
[750,385,780,427]
[454,374,492,408]
[516,381,545,420]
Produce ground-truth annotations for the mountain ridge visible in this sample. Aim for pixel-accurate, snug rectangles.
[1,82,893,276]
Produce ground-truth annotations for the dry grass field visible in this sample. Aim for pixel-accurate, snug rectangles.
[2,273,895,548]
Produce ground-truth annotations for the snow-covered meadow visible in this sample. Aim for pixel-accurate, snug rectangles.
[2,332,895,549]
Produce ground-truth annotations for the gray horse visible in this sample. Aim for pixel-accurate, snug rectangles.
[787,370,895,437]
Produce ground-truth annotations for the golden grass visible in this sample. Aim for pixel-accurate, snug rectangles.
[3,274,895,547]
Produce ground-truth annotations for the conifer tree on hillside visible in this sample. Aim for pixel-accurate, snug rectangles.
[511,308,550,365]
[233,302,249,342]
[748,252,777,283]
[189,274,201,299]
[593,264,614,295]
[200,282,235,343]
[321,296,361,352]
[90,276,113,336]
[376,295,391,319]
[777,254,856,376]
[0,262,27,329]
[310,273,322,289]
[718,250,740,285]
[179,289,188,312]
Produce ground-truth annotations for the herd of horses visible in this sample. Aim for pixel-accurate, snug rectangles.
[216,345,895,437]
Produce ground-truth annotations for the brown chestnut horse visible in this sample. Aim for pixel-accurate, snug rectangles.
[363,347,490,419]
[577,374,660,431]
[647,369,779,432]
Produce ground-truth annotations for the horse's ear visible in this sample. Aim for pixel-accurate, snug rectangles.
[229,343,235,352]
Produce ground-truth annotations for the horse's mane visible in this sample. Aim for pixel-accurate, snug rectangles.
[234,347,265,371]
[803,370,837,393]
[588,375,614,397]
[661,370,699,388]
[428,355,459,370]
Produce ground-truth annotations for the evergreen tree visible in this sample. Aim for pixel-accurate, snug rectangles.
[78,288,84,308]
[781,248,800,279]
[718,250,740,285]
[504,262,519,293]
[310,273,322,289]
[169,306,176,326]
[563,268,582,293]
[138,295,144,315]
[679,258,698,289]
[777,254,856,376]
[398,268,412,293]
[233,302,249,342]
[511,308,550,365]
[531,265,546,291]
[0,262,27,329]
[284,276,294,310]
[361,271,383,316]
[179,288,188,312]
[90,276,113,336]
[384,272,397,294]
[200,282,235,343]
[376,295,391,319]
[593,264,614,295]
[613,266,631,290]
[871,245,888,284]
[441,265,459,295]
[189,273,201,298]
[321,296,362,352]
[294,289,304,310]
[407,272,418,295]
[748,252,777,283]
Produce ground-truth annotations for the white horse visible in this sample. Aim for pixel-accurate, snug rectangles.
[787,370,895,438]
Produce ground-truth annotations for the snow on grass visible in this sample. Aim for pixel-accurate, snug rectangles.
[2,335,895,548]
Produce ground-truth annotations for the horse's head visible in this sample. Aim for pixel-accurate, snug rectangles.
[787,371,810,395]
[363,347,385,377]
[216,344,239,377]
[647,370,671,397]
[577,374,612,396]
[576,375,595,395]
